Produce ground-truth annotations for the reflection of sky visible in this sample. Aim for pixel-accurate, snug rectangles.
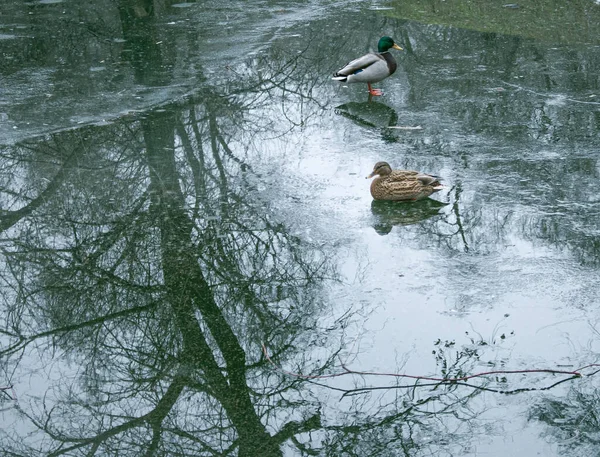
[253,40,600,452]
[2,347,80,441]
[268,105,600,367]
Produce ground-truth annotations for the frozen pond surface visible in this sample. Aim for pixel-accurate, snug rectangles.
[1,1,600,456]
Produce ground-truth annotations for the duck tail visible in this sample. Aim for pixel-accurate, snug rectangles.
[332,74,347,82]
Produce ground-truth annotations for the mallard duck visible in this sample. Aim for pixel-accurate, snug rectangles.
[366,161,445,201]
[332,36,403,96]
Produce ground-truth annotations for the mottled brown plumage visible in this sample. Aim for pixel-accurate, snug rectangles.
[366,161,444,201]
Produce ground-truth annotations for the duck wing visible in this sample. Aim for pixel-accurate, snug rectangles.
[333,53,383,77]
[387,170,442,185]
[377,179,423,199]
[389,170,420,179]
[416,173,442,186]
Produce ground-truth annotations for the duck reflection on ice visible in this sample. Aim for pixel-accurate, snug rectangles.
[335,100,406,142]
[335,100,398,129]
[370,199,447,235]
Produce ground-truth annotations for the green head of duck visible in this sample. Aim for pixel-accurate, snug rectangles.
[378,36,403,53]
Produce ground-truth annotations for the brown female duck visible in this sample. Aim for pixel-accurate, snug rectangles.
[366,161,444,201]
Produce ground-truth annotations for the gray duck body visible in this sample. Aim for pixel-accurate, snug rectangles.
[333,51,397,84]
[332,36,402,95]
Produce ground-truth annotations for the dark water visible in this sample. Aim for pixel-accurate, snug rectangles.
[1,1,600,456]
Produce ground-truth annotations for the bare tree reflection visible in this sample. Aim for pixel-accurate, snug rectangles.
[0,46,497,457]
[0,98,331,456]
[2,3,600,456]
[530,378,600,456]
[0,93,495,456]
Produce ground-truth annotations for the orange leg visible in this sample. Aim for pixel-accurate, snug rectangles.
[367,83,383,96]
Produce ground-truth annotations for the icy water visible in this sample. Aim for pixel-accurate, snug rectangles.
[1,1,600,456]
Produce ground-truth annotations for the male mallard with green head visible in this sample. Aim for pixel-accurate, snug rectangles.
[366,161,445,201]
[333,36,403,96]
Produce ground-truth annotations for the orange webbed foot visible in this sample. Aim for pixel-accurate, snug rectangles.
[367,83,383,96]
